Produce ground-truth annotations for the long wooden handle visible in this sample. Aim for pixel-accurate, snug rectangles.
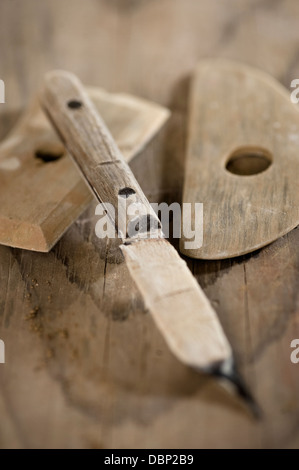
[39,71,254,406]
[40,70,161,241]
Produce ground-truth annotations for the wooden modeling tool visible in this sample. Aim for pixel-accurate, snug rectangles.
[41,70,258,412]
[0,88,169,252]
[181,59,299,259]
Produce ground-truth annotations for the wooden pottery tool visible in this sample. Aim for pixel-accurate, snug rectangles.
[41,70,257,411]
[0,88,169,252]
[181,59,299,259]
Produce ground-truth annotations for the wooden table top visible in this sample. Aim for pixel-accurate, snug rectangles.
[0,0,299,448]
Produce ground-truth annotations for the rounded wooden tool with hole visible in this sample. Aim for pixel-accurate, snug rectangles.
[181,59,299,260]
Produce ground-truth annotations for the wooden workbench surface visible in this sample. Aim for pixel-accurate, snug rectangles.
[1,0,299,448]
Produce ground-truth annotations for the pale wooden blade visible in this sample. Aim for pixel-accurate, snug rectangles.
[0,87,169,252]
[122,238,232,368]
[40,70,233,371]
[181,59,299,259]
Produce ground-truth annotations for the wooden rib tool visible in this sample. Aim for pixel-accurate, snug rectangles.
[40,70,258,413]
[0,87,169,252]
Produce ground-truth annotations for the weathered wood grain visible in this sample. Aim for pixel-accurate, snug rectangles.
[0,87,169,252]
[181,59,299,259]
[1,0,299,449]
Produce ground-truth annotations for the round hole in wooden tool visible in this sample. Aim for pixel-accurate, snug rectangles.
[67,99,82,109]
[225,147,272,176]
[35,149,64,163]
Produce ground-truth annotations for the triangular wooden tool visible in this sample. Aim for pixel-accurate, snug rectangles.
[181,59,299,259]
[0,87,169,252]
